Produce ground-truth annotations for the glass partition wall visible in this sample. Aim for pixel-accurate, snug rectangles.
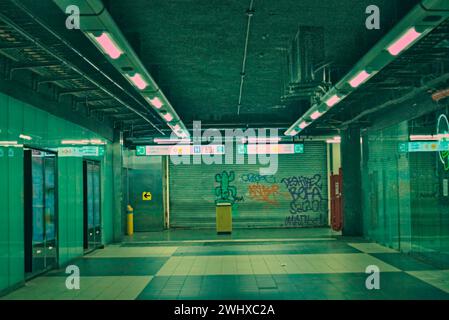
[83,160,102,252]
[24,148,58,278]
[362,111,449,268]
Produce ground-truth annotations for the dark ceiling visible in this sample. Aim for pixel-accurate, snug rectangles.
[4,0,446,145]
[106,0,418,130]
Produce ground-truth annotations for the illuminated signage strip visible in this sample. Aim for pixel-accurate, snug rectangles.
[137,144,305,156]
[238,144,304,155]
[399,141,449,153]
[58,146,105,157]
[136,145,225,156]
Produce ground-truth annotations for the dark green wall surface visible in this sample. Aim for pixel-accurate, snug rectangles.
[0,92,117,293]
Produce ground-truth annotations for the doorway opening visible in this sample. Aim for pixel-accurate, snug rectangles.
[83,160,102,252]
[24,148,58,278]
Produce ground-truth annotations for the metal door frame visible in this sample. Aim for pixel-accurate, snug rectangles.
[23,146,59,279]
[82,159,102,253]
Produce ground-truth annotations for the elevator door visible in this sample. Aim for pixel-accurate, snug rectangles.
[24,149,58,277]
[83,160,102,251]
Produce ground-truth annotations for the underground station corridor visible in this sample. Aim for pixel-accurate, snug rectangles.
[1,0,449,311]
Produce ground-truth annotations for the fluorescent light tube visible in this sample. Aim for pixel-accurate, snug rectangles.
[409,134,449,141]
[299,121,309,129]
[0,141,18,145]
[162,112,173,122]
[349,70,372,88]
[88,32,123,60]
[61,139,104,145]
[146,96,163,109]
[387,27,422,56]
[154,138,190,144]
[19,134,32,140]
[127,73,148,90]
[325,95,341,107]
[247,137,281,144]
[310,111,322,120]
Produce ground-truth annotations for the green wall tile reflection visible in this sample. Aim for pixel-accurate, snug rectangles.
[0,91,117,293]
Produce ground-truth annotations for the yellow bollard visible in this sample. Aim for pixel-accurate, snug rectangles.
[127,205,134,236]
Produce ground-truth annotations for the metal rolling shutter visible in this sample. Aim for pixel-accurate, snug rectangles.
[169,141,328,228]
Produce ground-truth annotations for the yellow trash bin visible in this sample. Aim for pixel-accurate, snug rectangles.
[216,202,232,234]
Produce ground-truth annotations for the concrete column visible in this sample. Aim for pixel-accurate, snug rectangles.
[341,126,363,236]
[112,130,123,242]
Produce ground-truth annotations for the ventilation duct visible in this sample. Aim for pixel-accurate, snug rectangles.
[283,26,328,102]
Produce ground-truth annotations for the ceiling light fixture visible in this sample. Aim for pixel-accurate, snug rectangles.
[61,139,105,145]
[0,141,18,146]
[247,137,281,144]
[325,95,342,107]
[387,27,422,56]
[88,32,123,60]
[349,70,373,88]
[310,111,323,120]
[286,129,298,136]
[19,134,32,141]
[299,121,309,129]
[154,138,191,144]
[146,96,163,109]
[162,112,173,122]
[127,73,148,90]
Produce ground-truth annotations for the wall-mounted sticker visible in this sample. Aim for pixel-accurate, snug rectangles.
[142,192,152,201]
[8,148,14,157]
[443,179,448,197]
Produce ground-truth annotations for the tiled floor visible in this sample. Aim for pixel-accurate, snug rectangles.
[2,229,449,300]
[123,227,341,243]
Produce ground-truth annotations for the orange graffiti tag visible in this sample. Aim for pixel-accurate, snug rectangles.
[248,184,281,205]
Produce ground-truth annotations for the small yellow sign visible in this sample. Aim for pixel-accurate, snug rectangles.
[142,192,152,201]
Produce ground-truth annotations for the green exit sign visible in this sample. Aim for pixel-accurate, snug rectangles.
[136,146,146,156]
[294,144,304,153]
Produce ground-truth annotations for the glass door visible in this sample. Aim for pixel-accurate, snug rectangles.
[83,160,102,252]
[24,148,58,277]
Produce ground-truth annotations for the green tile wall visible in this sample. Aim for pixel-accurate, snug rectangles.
[0,91,117,293]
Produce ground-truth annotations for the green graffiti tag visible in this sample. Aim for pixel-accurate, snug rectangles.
[215,171,244,205]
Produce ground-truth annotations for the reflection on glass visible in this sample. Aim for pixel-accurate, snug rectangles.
[85,161,101,251]
[28,149,58,275]
[362,116,449,268]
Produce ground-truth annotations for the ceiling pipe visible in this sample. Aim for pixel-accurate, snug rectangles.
[341,72,449,127]
[237,0,255,115]
[7,0,164,135]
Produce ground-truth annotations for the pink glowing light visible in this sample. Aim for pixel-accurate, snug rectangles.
[299,121,309,129]
[349,70,371,88]
[387,27,421,56]
[310,111,322,120]
[128,73,148,90]
[162,112,173,122]
[325,95,341,107]
[147,97,163,109]
[91,32,123,60]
